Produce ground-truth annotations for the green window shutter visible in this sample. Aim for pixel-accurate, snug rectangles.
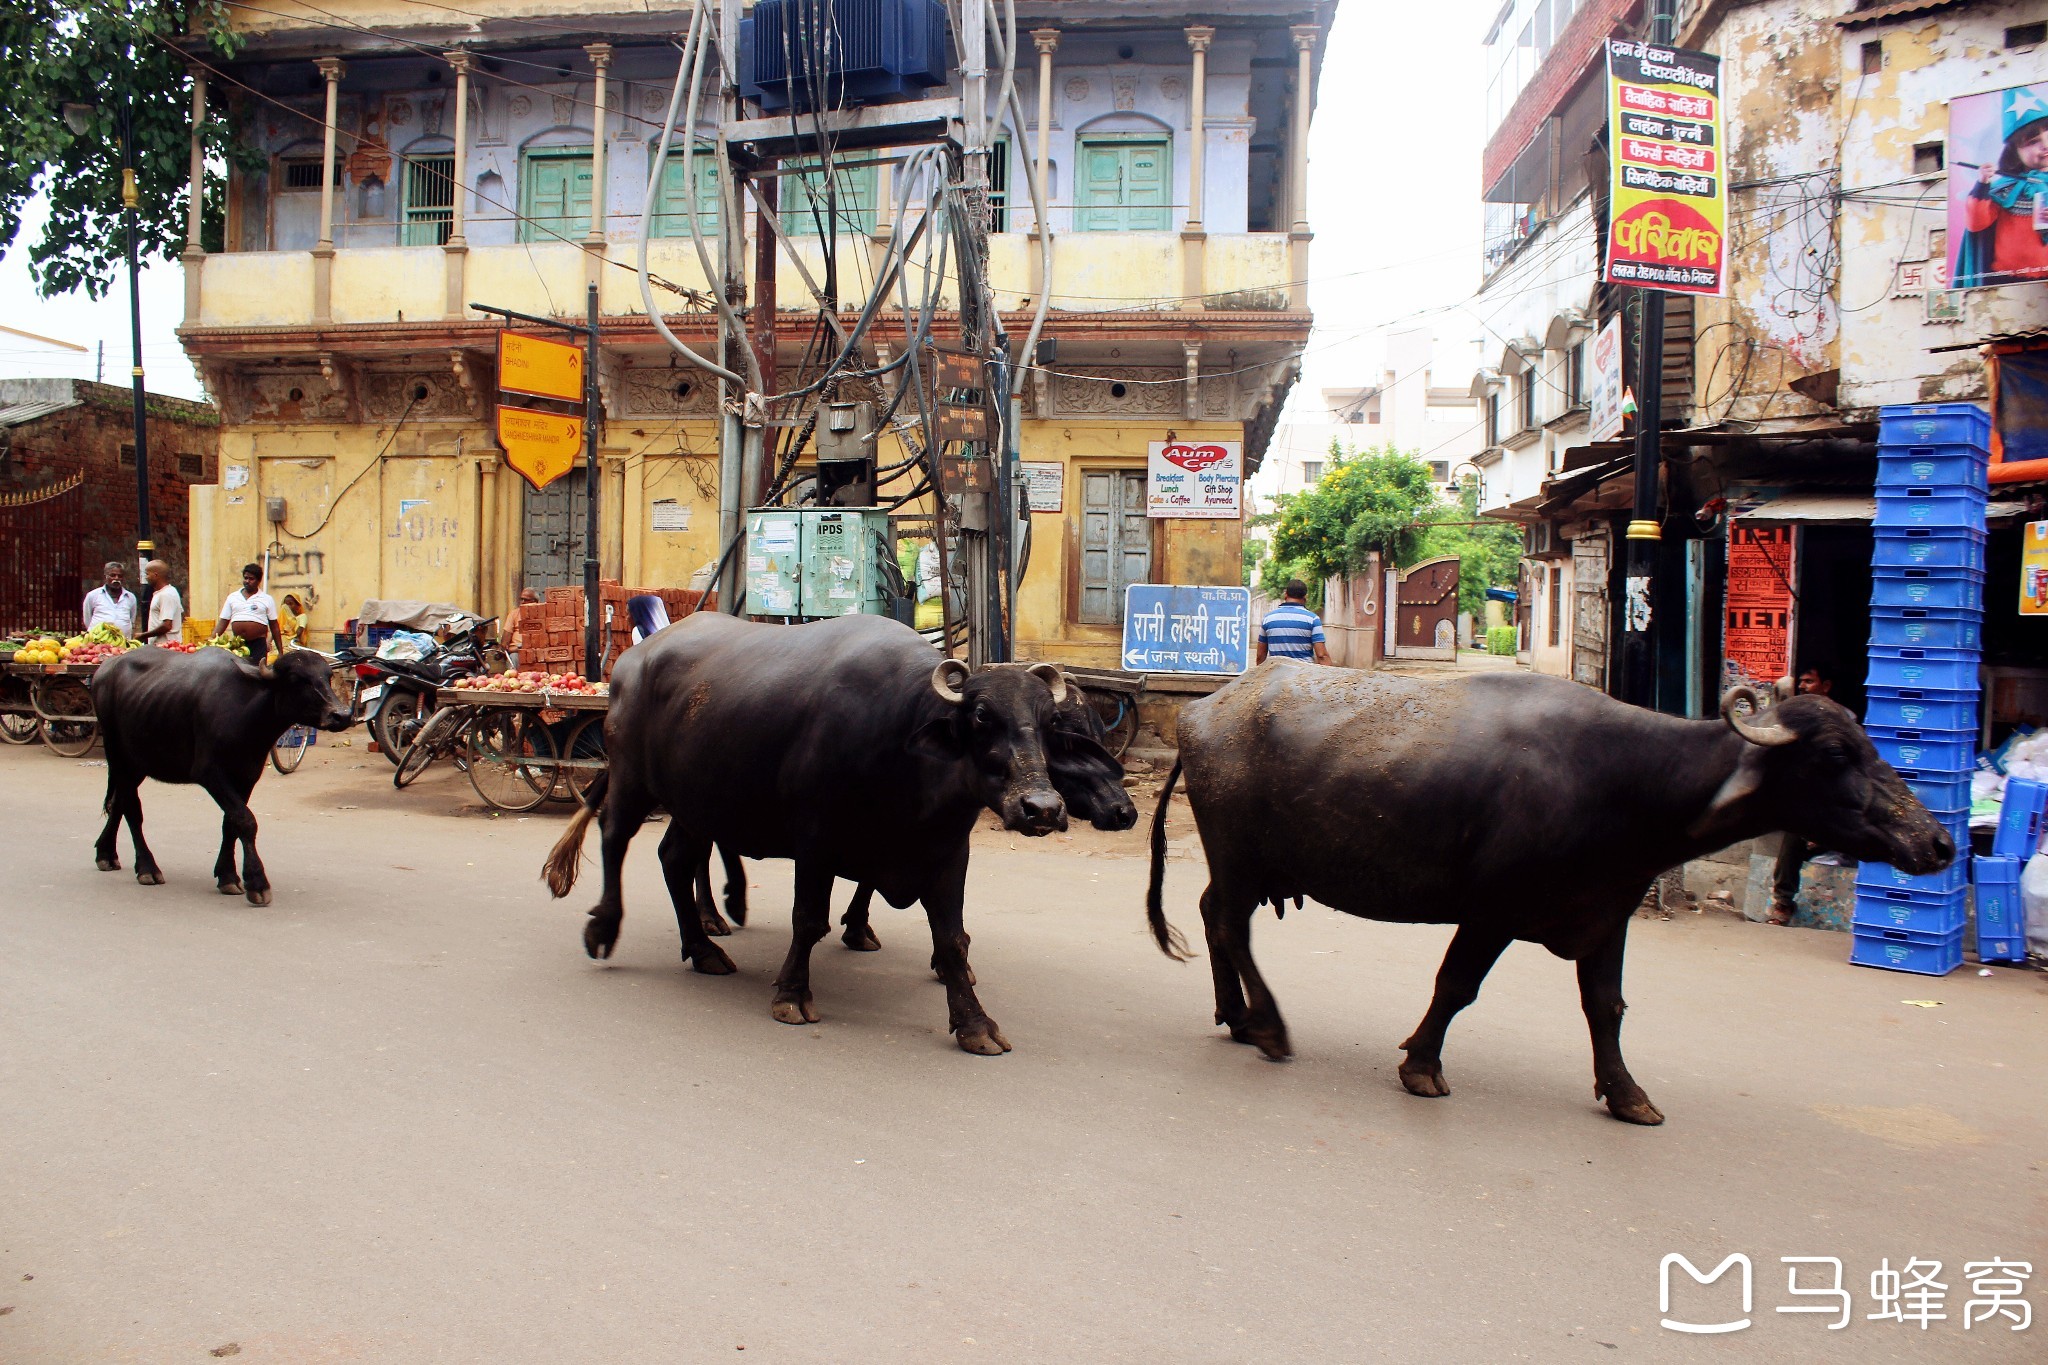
[1076,138,1171,233]
[651,153,721,238]
[400,154,455,246]
[519,149,594,243]
[781,156,877,236]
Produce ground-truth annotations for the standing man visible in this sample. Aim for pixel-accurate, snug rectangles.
[218,562,284,659]
[1256,578,1331,665]
[1767,665,1838,925]
[138,560,184,645]
[81,561,138,638]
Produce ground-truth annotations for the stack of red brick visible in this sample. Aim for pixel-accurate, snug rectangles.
[511,581,714,679]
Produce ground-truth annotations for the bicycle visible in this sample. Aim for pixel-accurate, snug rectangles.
[271,724,315,774]
[394,702,556,811]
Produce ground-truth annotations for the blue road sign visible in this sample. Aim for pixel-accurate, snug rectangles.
[1122,584,1252,675]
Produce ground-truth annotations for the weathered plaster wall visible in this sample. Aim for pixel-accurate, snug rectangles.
[1835,7,2048,409]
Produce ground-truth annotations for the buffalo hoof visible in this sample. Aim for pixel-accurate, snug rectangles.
[955,1020,1012,1055]
[136,871,164,887]
[584,912,621,960]
[1399,1059,1451,1098]
[723,895,748,928]
[684,942,737,975]
[700,911,732,938]
[1601,1083,1666,1126]
[1230,1019,1291,1062]
[770,994,820,1025]
[97,857,120,872]
[843,924,882,952]
[246,888,273,908]
[217,879,244,897]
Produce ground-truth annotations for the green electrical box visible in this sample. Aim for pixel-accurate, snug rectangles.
[745,509,805,617]
[745,506,893,620]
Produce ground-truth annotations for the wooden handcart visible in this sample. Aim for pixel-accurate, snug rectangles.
[1,660,99,757]
[417,687,609,813]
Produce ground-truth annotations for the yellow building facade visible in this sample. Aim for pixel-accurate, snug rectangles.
[182,1,1325,664]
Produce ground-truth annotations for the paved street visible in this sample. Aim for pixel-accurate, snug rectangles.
[3,740,2045,1362]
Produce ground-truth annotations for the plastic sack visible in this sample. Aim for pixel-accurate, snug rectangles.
[2022,852,2048,959]
[375,630,437,663]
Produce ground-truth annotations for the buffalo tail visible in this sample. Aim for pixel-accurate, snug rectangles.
[542,768,608,898]
[1146,759,1191,961]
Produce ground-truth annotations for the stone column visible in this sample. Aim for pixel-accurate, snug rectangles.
[1182,25,1213,308]
[183,68,208,325]
[444,51,473,317]
[313,57,345,322]
[1287,25,1318,310]
[1029,28,1058,304]
[584,43,612,292]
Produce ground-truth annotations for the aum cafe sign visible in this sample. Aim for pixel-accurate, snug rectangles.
[1147,440,1242,519]
[1603,39,1727,297]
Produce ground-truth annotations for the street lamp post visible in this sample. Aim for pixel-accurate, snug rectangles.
[63,96,153,581]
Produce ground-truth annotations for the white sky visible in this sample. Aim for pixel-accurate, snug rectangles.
[0,0,1493,410]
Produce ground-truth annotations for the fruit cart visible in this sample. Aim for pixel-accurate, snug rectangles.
[1,659,99,757]
[417,683,610,813]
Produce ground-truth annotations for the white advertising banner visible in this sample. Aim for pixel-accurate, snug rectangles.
[1589,315,1626,442]
[1147,440,1243,519]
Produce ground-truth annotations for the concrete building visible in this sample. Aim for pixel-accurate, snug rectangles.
[176,0,1334,668]
[0,379,219,633]
[1470,0,2048,702]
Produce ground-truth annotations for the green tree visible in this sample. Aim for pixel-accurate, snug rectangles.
[0,3,242,299]
[1259,442,1439,599]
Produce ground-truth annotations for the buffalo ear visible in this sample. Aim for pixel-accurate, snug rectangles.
[906,713,964,762]
[1689,749,1766,839]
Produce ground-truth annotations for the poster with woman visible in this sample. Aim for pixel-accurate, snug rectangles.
[1949,82,2048,289]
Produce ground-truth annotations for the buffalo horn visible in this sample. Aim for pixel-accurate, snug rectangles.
[1026,661,1069,703]
[930,658,970,704]
[1720,685,1797,746]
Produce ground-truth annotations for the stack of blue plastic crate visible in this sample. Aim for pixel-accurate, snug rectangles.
[1973,780,2042,965]
[1853,403,1990,976]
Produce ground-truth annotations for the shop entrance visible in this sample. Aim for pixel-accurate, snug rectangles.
[1794,524,1874,718]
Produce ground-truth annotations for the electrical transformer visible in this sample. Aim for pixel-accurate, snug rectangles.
[746,507,895,621]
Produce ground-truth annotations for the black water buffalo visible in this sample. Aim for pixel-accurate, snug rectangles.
[1145,665,1954,1124]
[544,613,1071,1054]
[697,679,1139,953]
[90,648,353,904]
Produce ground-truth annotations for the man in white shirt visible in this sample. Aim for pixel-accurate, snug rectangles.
[81,561,138,637]
[218,562,284,657]
[139,560,184,646]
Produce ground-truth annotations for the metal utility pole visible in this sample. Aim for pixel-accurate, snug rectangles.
[582,282,603,675]
[716,0,746,615]
[121,98,152,582]
[1621,0,1677,710]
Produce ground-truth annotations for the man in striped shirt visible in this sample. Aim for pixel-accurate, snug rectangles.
[1257,579,1330,664]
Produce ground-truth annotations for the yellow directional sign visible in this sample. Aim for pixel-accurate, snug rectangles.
[498,406,584,490]
[498,331,585,403]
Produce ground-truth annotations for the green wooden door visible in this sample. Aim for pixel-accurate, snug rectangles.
[1076,138,1170,232]
[651,153,721,237]
[519,149,593,243]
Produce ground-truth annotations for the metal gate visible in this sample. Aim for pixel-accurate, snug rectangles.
[522,478,589,593]
[1571,521,1611,691]
[0,473,85,635]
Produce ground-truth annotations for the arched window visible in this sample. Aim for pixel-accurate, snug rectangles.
[518,129,594,243]
[1073,114,1172,232]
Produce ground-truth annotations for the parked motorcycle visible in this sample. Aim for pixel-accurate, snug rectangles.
[359,619,502,767]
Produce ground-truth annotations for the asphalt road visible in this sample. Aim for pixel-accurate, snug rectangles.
[3,740,2044,1363]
